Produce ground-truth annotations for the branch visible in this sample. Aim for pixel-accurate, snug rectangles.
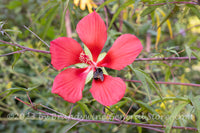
[14,97,198,132]
[0,40,198,62]
[0,40,50,54]
[123,79,200,87]
[147,1,198,6]
[0,49,26,57]
[135,57,197,61]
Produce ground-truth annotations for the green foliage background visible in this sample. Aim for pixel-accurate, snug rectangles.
[0,0,200,133]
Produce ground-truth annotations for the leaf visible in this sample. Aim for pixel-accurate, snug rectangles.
[108,1,135,30]
[96,0,116,12]
[192,51,200,61]
[41,4,59,39]
[164,102,189,133]
[77,102,94,120]
[185,45,192,62]
[11,51,21,69]
[33,2,58,24]
[131,67,162,99]
[187,5,200,19]
[165,67,171,81]
[134,100,159,115]
[110,100,128,113]
[157,5,179,28]
[164,47,179,56]
[157,9,173,38]
[190,96,200,133]
[141,6,160,17]
[155,13,161,50]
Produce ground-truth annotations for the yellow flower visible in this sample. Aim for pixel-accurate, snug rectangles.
[74,0,97,13]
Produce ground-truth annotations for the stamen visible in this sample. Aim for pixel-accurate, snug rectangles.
[79,52,94,65]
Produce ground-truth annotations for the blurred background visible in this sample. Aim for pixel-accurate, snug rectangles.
[0,0,200,132]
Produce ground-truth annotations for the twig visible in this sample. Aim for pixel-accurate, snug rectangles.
[135,57,197,61]
[0,49,26,57]
[123,79,200,87]
[0,40,198,62]
[0,40,50,54]
[147,1,198,6]
[14,97,198,131]
[24,25,50,48]
[64,121,80,133]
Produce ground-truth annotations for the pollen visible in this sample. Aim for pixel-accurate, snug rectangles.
[79,52,93,65]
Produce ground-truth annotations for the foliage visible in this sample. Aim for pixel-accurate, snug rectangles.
[0,0,200,132]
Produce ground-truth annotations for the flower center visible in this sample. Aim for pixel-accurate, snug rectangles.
[79,52,94,66]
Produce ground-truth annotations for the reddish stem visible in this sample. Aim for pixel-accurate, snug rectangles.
[14,97,198,131]
[123,79,200,87]
[147,1,197,6]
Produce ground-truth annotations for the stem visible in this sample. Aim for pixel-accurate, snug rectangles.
[123,79,200,87]
[0,49,26,57]
[147,1,198,6]
[0,40,50,54]
[14,97,197,131]
[135,57,197,61]
[24,25,50,48]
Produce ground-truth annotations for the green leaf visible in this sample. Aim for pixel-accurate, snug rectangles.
[110,100,128,113]
[158,5,179,28]
[164,47,179,57]
[190,96,200,133]
[131,67,162,99]
[187,5,200,19]
[96,0,116,12]
[41,4,59,39]
[77,102,94,120]
[192,51,200,61]
[165,102,189,133]
[141,6,160,17]
[165,67,171,81]
[11,47,21,69]
[108,1,135,30]
[134,100,159,115]
[185,45,192,62]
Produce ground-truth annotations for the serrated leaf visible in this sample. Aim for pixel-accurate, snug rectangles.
[165,102,189,133]
[190,96,200,133]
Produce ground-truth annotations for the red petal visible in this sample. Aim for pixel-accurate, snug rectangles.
[97,34,143,70]
[90,75,126,106]
[50,37,83,70]
[52,67,90,103]
[76,11,107,62]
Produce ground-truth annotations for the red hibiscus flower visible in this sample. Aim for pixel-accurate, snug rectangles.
[50,11,143,106]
